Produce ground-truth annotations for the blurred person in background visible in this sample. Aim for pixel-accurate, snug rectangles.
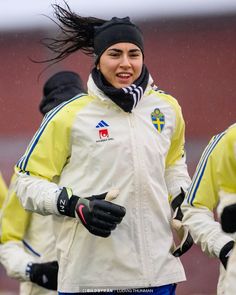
[182,123,236,295]
[0,70,86,295]
[0,172,8,209]
[14,3,193,295]
[216,123,236,295]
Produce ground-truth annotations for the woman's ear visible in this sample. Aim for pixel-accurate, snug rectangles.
[96,64,100,70]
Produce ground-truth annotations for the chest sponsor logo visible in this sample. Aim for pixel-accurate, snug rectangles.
[96,120,114,142]
[151,108,165,132]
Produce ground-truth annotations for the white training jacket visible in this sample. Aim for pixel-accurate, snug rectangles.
[0,217,57,295]
[0,175,57,295]
[15,75,191,293]
[0,216,57,295]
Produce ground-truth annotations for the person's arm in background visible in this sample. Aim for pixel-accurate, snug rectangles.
[162,92,193,257]
[0,175,58,290]
[217,124,236,234]
[0,179,32,281]
[182,130,235,269]
[0,171,8,209]
[216,124,236,295]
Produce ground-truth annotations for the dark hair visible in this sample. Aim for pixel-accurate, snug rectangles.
[41,2,106,64]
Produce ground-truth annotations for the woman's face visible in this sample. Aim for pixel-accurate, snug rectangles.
[98,42,143,89]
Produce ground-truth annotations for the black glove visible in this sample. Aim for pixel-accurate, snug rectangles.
[171,188,194,257]
[57,188,126,238]
[26,261,58,290]
[221,203,236,233]
[219,240,234,269]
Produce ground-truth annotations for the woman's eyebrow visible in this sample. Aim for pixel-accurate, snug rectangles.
[129,49,141,53]
[107,48,122,53]
[107,48,141,53]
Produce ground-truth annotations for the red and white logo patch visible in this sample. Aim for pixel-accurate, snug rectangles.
[99,129,109,139]
[96,120,114,143]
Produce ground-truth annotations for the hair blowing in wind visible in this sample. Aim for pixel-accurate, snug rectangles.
[41,2,107,64]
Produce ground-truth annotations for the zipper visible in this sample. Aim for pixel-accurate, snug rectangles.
[127,112,152,285]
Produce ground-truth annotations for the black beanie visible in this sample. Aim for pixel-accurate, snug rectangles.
[94,17,144,65]
[39,71,85,115]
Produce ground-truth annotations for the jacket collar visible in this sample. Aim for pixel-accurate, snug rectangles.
[87,74,154,103]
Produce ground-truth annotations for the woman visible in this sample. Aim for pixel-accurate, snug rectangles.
[15,3,191,295]
[182,123,236,295]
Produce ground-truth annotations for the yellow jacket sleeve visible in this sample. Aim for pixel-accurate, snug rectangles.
[1,173,31,243]
[0,172,8,209]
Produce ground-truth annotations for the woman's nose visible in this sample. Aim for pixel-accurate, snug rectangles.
[120,55,131,67]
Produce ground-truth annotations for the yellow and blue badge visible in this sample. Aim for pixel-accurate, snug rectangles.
[151,108,165,132]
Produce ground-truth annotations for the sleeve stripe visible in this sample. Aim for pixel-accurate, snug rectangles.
[17,94,85,171]
[16,112,57,169]
[23,240,41,257]
[187,131,226,205]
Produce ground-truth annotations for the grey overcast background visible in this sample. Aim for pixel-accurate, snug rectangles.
[1,0,236,31]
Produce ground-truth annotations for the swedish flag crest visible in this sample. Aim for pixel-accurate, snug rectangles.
[151,108,165,132]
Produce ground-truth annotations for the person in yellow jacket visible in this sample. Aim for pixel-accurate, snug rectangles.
[0,172,7,209]
[0,71,86,295]
[14,4,193,295]
[182,123,236,295]
[215,124,236,295]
